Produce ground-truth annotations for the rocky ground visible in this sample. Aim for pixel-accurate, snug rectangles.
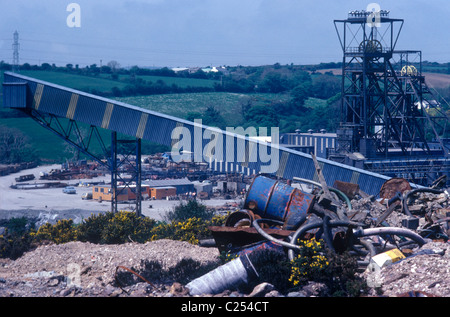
[1,169,449,298]
[0,239,221,297]
[362,241,450,297]
[0,237,448,297]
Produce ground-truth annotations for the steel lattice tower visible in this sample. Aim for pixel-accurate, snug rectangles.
[12,31,19,73]
[333,10,449,161]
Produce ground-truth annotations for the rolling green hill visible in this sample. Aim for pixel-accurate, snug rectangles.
[0,71,288,162]
[116,92,290,127]
[104,73,220,88]
[19,70,129,92]
[17,70,220,92]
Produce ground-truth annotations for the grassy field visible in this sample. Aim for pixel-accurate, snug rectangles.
[18,70,129,92]
[104,73,220,88]
[0,116,71,162]
[116,92,290,127]
[16,70,220,92]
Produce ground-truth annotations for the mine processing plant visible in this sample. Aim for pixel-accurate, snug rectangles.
[277,10,449,186]
[2,9,449,216]
[3,71,396,216]
[330,9,449,186]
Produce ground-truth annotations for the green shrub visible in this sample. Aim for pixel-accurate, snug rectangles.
[289,238,329,287]
[77,211,156,244]
[150,213,228,245]
[115,258,219,287]
[247,249,292,294]
[0,233,35,260]
[324,250,368,297]
[77,212,114,244]
[0,217,39,259]
[35,219,77,244]
[288,237,368,297]
[100,211,156,244]
[167,258,218,284]
[165,200,215,222]
[2,217,33,236]
[150,217,211,245]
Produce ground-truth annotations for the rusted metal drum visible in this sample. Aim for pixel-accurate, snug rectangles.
[283,188,316,230]
[244,175,315,230]
[244,175,277,215]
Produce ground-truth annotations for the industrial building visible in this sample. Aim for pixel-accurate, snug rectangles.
[192,181,213,195]
[279,129,336,159]
[331,10,449,186]
[279,10,450,187]
[92,184,178,201]
[149,186,177,200]
[93,185,132,202]
[143,178,194,195]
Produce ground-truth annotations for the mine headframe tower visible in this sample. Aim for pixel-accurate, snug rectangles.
[333,10,449,165]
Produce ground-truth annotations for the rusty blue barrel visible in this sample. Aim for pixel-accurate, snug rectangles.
[244,175,315,230]
[244,175,277,214]
[284,188,316,230]
[266,181,295,221]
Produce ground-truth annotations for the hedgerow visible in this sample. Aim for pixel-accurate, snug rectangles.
[0,208,228,258]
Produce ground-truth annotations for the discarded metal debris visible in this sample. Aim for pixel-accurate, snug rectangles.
[191,173,450,296]
[186,253,259,296]
[243,175,316,230]
[367,248,405,272]
[115,265,156,294]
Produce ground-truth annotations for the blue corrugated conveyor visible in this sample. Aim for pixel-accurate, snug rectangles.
[2,71,394,196]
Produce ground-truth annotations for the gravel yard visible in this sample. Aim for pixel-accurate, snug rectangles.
[0,164,239,224]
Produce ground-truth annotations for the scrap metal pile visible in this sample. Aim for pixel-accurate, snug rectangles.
[188,166,449,295]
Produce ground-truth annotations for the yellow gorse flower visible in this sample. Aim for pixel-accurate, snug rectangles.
[289,238,329,287]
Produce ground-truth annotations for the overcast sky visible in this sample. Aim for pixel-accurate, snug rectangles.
[0,0,449,68]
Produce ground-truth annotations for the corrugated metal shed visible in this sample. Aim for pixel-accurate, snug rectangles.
[1,71,394,196]
[143,178,194,195]
[143,178,193,187]
[2,81,27,108]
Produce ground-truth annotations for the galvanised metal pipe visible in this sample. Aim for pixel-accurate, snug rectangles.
[186,253,259,296]
[352,227,426,246]
[252,218,302,251]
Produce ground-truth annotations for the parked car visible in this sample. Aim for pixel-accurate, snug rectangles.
[63,186,76,194]
[81,192,92,200]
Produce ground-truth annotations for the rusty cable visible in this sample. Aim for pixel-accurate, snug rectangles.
[115,265,156,293]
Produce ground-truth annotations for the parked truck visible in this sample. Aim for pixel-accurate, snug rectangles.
[15,174,35,182]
